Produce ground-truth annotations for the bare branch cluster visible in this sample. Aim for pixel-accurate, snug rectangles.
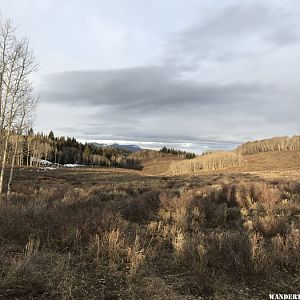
[0,17,38,197]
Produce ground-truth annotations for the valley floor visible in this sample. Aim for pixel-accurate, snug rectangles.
[0,165,299,299]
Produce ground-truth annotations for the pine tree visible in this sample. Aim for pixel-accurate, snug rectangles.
[48,131,54,140]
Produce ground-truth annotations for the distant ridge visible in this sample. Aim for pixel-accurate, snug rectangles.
[110,143,142,152]
[89,142,142,152]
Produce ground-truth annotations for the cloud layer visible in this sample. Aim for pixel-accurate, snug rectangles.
[12,0,299,152]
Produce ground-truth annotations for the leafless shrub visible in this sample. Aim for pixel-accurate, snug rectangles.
[121,189,160,223]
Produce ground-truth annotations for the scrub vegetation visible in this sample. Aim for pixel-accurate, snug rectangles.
[0,161,299,299]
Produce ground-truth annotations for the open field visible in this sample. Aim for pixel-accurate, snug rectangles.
[0,154,300,299]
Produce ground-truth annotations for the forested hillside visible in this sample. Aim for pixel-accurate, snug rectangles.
[2,130,197,172]
[2,130,142,170]
[168,135,300,175]
[129,147,196,162]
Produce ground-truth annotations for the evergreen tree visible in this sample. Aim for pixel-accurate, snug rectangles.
[48,131,54,140]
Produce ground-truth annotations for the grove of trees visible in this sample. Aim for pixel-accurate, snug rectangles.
[160,146,196,159]
[2,130,142,170]
[169,150,243,174]
[237,135,300,155]
[0,17,38,197]
[47,131,142,169]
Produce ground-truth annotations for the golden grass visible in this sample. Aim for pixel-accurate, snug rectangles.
[0,146,300,298]
[144,149,300,180]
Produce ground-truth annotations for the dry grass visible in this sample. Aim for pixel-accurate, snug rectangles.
[135,142,299,181]
[156,149,300,183]
[0,165,299,299]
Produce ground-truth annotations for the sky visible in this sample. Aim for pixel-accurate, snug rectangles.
[1,0,300,153]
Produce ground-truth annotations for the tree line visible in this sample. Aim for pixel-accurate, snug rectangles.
[160,146,196,159]
[237,135,300,155]
[5,130,143,170]
[169,150,243,174]
[3,129,202,177]
[128,147,196,163]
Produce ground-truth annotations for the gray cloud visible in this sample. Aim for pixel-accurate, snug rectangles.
[41,66,272,112]
[34,1,300,152]
[164,1,300,67]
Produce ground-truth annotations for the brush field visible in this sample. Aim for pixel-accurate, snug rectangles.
[0,151,300,299]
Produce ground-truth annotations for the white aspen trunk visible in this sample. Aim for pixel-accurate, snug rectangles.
[0,126,11,194]
[7,114,25,200]
[6,135,18,200]
[27,139,30,166]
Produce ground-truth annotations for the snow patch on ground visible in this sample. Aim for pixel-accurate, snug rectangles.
[63,164,85,168]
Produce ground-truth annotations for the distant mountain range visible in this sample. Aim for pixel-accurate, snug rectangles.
[89,142,142,152]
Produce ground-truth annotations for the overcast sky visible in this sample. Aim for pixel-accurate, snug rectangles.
[1,0,300,153]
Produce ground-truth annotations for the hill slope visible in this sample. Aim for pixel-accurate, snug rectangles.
[141,135,300,177]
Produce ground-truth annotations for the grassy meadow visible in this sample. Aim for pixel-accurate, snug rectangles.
[0,153,299,299]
